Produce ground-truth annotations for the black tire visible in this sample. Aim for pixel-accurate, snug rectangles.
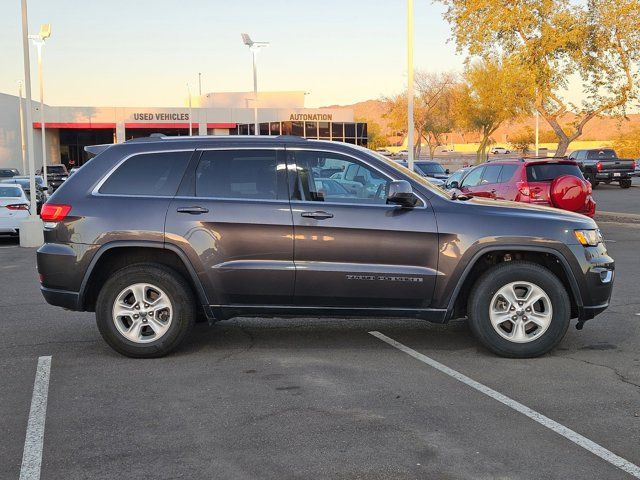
[620,179,632,189]
[587,173,599,188]
[467,261,571,358]
[96,263,196,358]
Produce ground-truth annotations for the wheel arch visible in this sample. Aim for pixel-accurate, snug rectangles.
[79,241,209,312]
[445,245,583,321]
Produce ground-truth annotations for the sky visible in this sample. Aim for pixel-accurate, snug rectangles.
[0,0,465,108]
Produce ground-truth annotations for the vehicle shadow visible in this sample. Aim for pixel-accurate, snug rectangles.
[0,235,19,247]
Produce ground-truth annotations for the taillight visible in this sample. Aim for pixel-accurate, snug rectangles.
[596,162,602,172]
[40,204,71,222]
[517,181,530,196]
[5,204,29,210]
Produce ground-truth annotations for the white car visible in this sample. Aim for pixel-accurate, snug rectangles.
[375,148,393,157]
[0,184,30,236]
[396,150,409,158]
[491,147,511,154]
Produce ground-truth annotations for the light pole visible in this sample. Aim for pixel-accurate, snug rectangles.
[29,23,51,190]
[19,0,44,248]
[241,33,269,136]
[407,0,415,170]
[198,72,202,96]
[18,81,27,175]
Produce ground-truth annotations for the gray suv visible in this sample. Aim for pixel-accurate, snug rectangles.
[37,136,614,358]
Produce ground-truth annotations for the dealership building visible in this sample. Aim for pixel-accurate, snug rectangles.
[0,91,367,171]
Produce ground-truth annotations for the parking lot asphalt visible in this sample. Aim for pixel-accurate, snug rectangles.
[1,221,639,480]
[592,178,640,216]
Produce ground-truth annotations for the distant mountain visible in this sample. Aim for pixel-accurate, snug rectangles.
[324,99,640,143]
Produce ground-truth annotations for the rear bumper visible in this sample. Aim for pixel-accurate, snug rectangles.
[567,244,614,321]
[40,286,80,310]
[595,172,632,180]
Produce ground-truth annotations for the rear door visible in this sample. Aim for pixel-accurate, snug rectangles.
[165,147,295,306]
[496,164,520,200]
[287,148,438,309]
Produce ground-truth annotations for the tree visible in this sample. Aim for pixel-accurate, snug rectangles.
[383,72,457,158]
[509,126,536,154]
[613,127,640,158]
[454,58,534,163]
[358,119,386,150]
[438,0,640,156]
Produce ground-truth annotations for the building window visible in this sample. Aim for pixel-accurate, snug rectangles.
[319,122,330,138]
[281,122,292,135]
[331,123,344,141]
[239,124,249,135]
[291,121,304,136]
[259,123,270,135]
[270,122,281,135]
[344,123,356,138]
[305,122,318,139]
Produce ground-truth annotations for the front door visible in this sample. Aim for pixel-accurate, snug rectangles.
[165,148,294,306]
[287,149,439,309]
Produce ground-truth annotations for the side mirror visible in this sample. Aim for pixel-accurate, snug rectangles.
[445,168,450,174]
[448,180,459,189]
[387,180,418,207]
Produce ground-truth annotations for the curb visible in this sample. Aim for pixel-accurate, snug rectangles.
[595,211,640,224]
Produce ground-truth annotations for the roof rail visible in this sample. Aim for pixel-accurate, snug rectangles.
[276,135,307,140]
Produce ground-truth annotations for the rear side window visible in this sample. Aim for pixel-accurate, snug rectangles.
[498,165,519,183]
[99,151,191,196]
[526,163,584,182]
[195,150,284,200]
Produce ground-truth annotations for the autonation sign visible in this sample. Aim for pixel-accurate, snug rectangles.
[289,113,333,121]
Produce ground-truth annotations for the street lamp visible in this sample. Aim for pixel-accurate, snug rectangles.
[241,33,269,136]
[187,83,193,136]
[17,81,27,175]
[29,23,51,190]
[406,0,415,170]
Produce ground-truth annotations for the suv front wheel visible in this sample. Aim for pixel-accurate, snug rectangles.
[467,261,570,358]
[96,264,195,358]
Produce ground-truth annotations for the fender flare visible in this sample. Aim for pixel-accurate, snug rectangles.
[78,240,209,309]
[444,244,583,320]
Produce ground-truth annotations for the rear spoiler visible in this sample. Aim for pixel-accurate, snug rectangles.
[84,144,113,158]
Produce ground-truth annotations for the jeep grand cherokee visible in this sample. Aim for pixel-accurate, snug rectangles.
[37,136,614,358]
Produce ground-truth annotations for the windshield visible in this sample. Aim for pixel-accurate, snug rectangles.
[0,186,22,197]
[415,162,446,175]
[48,165,68,174]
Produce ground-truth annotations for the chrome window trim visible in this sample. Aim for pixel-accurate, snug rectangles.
[285,146,428,209]
[173,195,290,204]
[91,149,194,197]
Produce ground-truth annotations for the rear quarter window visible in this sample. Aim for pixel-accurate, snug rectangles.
[526,163,584,182]
[99,151,192,196]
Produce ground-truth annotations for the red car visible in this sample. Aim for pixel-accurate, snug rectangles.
[449,159,596,217]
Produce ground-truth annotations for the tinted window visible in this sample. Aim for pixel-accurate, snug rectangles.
[0,169,18,177]
[0,186,22,197]
[481,165,502,184]
[498,165,518,183]
[415,162,446,175]
[99,151,191,196]
[526,163,584,182]
[291,151,390,204]
[195,150,282,200]
[47,165,68,174]
[461,166,484,187]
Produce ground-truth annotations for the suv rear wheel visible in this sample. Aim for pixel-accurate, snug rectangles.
[467,261,570,358]
[96,263,195,358]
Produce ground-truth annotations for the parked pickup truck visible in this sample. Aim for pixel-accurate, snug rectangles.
[567,148,635,188]
[36,164,69,192]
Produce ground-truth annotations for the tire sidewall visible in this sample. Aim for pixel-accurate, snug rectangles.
[468,263,570,358]
[96,265,194,358]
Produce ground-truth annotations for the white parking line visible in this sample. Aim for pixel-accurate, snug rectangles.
[19,356,52,480]
[369,331,640,479]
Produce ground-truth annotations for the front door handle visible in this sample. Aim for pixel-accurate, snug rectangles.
[177,206,209,215]
[301,210,333,220]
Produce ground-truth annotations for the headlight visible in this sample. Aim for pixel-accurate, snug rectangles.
[574,229,602,246]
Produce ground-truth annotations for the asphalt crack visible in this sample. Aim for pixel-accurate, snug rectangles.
[564,355,640,390]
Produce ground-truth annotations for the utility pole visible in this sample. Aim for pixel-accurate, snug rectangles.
[187,83,193,136]
[407,0,415,170]
[198,72,202,96]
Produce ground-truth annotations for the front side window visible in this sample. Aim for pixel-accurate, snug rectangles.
[481,165,502,184]
[461,166,485,187]
[99,151,191,196]
[195,150,283,200]
[291,151,390,204]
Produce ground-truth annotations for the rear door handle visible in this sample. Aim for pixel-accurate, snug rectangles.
[177,206,209,215]
[301,210,333,220]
